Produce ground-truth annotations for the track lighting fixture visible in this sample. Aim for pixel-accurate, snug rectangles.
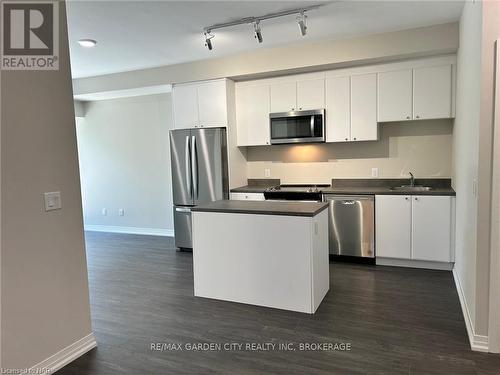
[202,4,321,51]
[204,31,214,51]
[297,12,307,36]
[253,21,263,43]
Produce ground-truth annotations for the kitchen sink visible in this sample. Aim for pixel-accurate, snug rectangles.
[390,185,432,191]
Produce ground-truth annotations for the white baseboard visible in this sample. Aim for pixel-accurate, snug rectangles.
[30,332,97,374]
[85,224,174,237]
[376,257,454,270]
[453,269,489,352]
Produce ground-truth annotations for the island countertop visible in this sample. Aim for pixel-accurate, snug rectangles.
[191,200,329,217]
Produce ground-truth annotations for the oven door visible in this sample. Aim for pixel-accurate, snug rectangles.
[270,109,325,144]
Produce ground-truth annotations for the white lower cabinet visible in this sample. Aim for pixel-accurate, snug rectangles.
[411,195,452,262]
[229,192,265,201]
[375,195,412,259]
[376,195,453,264]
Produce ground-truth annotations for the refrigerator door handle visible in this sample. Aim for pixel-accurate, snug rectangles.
[185,136,192,198]
[191,135,198,199]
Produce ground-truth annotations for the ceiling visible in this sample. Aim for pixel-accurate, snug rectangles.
[66,1,464,79]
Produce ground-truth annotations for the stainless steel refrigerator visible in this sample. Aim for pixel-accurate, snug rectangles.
[170,128,228,249]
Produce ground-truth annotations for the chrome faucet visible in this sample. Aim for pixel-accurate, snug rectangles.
[409,172,415,187]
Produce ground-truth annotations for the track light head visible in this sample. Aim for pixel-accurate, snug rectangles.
[204,31,214,51]
[297,12,307,36]
[253,21,263,43]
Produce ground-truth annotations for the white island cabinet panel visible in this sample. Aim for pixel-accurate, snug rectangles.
[192,209,329,314]
[411,195,452,262]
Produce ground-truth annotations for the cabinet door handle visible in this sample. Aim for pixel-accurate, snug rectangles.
[416,115,420,119]
[414,197,419,201]
[406,116,410,120]
[345,138,348,141]
[405,197,409,201]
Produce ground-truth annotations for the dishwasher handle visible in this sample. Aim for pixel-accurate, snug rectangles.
[341,200,356,205]
[323,194,375,202]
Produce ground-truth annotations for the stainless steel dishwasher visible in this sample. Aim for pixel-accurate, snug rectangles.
[322,194,375,260]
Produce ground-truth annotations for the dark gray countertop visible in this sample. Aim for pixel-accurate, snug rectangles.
[230,185,275,193]
[322,186,456,196]
[322,178,455,196]
[230,178,280,193]
[191,200,329,217]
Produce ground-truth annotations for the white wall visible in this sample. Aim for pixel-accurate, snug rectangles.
[476,0,500,341]
[452,0,482,341]
[1,1,94,370]
[76,94,174,235]
[489,32,500,353]
[247,120,453,183]
[453,0,500,351]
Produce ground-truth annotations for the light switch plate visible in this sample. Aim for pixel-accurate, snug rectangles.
[44,191,62,211]
[118,208,124,216]
[264,168,271,178]
[371,168,379,178]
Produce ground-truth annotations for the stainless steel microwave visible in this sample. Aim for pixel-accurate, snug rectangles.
[269,109,325,144]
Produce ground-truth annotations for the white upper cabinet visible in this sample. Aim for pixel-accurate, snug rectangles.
[270,78,325,113]
[326,76,350,142]
[411,195,452,262]
[377,69,413,122]
[296,79,325,110]
[350,73,378,141]
[173,79,228,129]
[172,84,199,129]
[236,84,271,146]
[232,56,455,145]
[413,64,452,120]
[197,80,228,127]
[376,195,412,259]
[270,82,297,112]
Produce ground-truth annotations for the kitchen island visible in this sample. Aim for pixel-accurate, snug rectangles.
[191,200,330,314]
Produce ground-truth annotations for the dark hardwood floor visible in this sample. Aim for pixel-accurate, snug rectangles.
[57,232,500,374]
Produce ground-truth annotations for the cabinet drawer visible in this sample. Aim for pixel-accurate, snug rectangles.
[229,192,265,201]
